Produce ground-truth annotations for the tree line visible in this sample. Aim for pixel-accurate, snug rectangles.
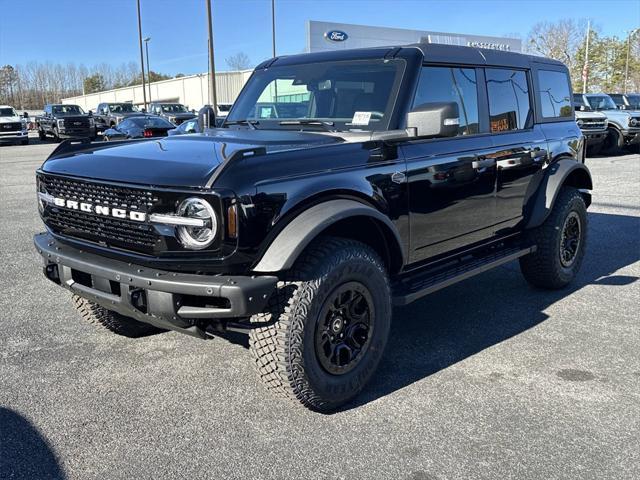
[1,19,638,110]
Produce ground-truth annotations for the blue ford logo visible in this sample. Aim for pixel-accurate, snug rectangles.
[324,30,348,42]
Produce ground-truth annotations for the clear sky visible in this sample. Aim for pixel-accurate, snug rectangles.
[0,0,638,75]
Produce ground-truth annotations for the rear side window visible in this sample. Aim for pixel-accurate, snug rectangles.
[486,69,532,132]
[537,70,572,118]
[412,66,479,135]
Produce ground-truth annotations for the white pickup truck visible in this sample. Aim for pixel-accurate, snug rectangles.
[0,105,29,145]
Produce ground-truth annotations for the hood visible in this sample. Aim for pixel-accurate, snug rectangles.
[575,111,607,120]
[0,115,22,123]
[114,112,141,119]
[166,112,196,119]
[41,128,343,188]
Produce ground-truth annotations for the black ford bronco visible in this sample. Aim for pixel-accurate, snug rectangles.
[35,44,591,411]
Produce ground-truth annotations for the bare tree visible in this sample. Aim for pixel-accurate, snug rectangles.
[225,52,252,71]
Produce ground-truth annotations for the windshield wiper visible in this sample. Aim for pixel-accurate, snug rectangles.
[278,120,337,132]
[223,119,259,129]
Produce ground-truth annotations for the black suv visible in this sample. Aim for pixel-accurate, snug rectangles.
[35,44,591,411]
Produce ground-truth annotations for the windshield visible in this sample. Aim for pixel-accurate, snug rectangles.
[585,95,617,111]
[161,104,188,113]
[52,105,84,115]
[0,107,17,117]
[626,95,640,109]
[227,59,406,131]
[130,117,174,128]
[109,103,139,113]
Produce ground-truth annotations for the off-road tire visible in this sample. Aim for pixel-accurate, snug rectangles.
[72,294,165,338]
[519,187,587,289]
[603,127,623,155]
[249,237,392,412]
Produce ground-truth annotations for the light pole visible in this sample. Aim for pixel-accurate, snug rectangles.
[205,0,217,110]
[144,37,151,103]
[624,28,639,94]
[136,0,147,110]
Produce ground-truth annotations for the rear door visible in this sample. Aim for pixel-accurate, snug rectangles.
[482,67,547,233]
[402,65,498,263]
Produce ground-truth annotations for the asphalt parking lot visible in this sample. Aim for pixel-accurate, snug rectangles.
[1,135,639,480]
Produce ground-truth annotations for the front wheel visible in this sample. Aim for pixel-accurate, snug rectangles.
[249,237,392,412]
[519,187,587,289]
[603,127,623,155]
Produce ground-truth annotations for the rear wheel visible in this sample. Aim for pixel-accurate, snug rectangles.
[249,237,392,412]
[519,187,587,289]
[72,295,165,338]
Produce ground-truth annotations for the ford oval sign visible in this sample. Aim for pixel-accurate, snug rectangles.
[324,30,348,42]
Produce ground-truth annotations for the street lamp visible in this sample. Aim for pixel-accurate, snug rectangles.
[144,37,152,103]
[624,28,639,94]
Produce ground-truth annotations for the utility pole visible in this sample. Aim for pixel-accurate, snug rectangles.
[144,37,152,102]
[271,0,276,58]
[624,29,639,94]
[582,20,590,94]
[206,0,217,110]
[136,0,148,110]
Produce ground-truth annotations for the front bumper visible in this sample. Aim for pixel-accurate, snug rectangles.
[34,233,277,337]
[581,129,607,146]
[0,130,28,141]
[58,127,95,138]
[621,129,640,145]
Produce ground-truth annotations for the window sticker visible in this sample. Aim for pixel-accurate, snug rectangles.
[351,111,372,126]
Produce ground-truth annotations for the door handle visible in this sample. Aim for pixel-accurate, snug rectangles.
[472,157,496,169]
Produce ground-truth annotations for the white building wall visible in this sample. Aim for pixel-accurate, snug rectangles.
[62,70,253,112]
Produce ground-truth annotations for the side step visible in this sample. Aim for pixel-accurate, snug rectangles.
[392,246,536,306]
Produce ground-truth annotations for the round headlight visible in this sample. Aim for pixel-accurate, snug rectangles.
[631,118,638,127]
[576,120,583,127]
[176,197,217,249]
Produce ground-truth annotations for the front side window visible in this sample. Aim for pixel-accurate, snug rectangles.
[412,66,479,136]
[228,59,405,131]
[486,69,532,132]
[537,70,572,118]
[109,103,139,113]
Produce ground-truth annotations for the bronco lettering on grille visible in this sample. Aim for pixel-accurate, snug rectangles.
[53,197,146,222]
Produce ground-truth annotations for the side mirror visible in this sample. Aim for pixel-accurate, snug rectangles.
[579,105,587,111]
[406,102,459,138]
[88,110,93,116]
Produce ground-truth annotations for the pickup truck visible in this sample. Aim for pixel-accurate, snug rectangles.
[35,44,591,411]
[92,102,141,133]
[0,105,29,145]
[148,102,196,125]
[36,104,96,142]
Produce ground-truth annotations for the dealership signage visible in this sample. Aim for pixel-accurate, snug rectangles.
[324,30,348,42]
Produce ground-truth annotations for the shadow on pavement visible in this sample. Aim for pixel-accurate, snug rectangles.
[0,407,65,479]
[345,211,639,410]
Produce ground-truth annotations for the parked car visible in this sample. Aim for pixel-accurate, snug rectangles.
[573,93,640,153]
[167,118,201,136]
[102,115,175,140]
[35,44,592,412]
[574,110,608,155]
[148,102,196,125]
[607,93,640,111]
[36,104,96,142]
[93,102,141,132]
[0,105,29,145]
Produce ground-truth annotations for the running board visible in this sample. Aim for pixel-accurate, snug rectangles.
[392,246,536,306]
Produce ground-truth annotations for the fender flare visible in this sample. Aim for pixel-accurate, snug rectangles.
[525,159,592,229]
[252,199,405,273]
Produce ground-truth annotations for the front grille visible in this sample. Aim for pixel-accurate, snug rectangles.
[1,122,22,132]
[579,118,606,130]
[63,118,90,128]
[39,175,161,254]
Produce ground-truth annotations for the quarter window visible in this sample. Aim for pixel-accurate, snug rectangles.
[413,66,479,135]
[486,69,532,132]
[537,70,572,118]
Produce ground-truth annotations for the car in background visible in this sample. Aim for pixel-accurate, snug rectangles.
[102,115,176,140]
[0,105,29,145]
[574,109,608,155]
[93,102,141,132]
[167,118,201,136]
[607,93,640,111]
[36,104,96,142]
[574,93,640,153]
[148,102,196,125]
[217,102,233,119]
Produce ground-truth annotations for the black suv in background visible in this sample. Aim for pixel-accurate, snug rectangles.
[34,44,591,411]
[148,102,196,125]
[36,104,96,141]
[93,102,141,132]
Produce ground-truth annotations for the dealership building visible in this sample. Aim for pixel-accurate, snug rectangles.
[62,21,521,111]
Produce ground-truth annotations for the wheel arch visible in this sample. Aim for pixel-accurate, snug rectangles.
[525,158,592,229]
[251,199,405,275]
